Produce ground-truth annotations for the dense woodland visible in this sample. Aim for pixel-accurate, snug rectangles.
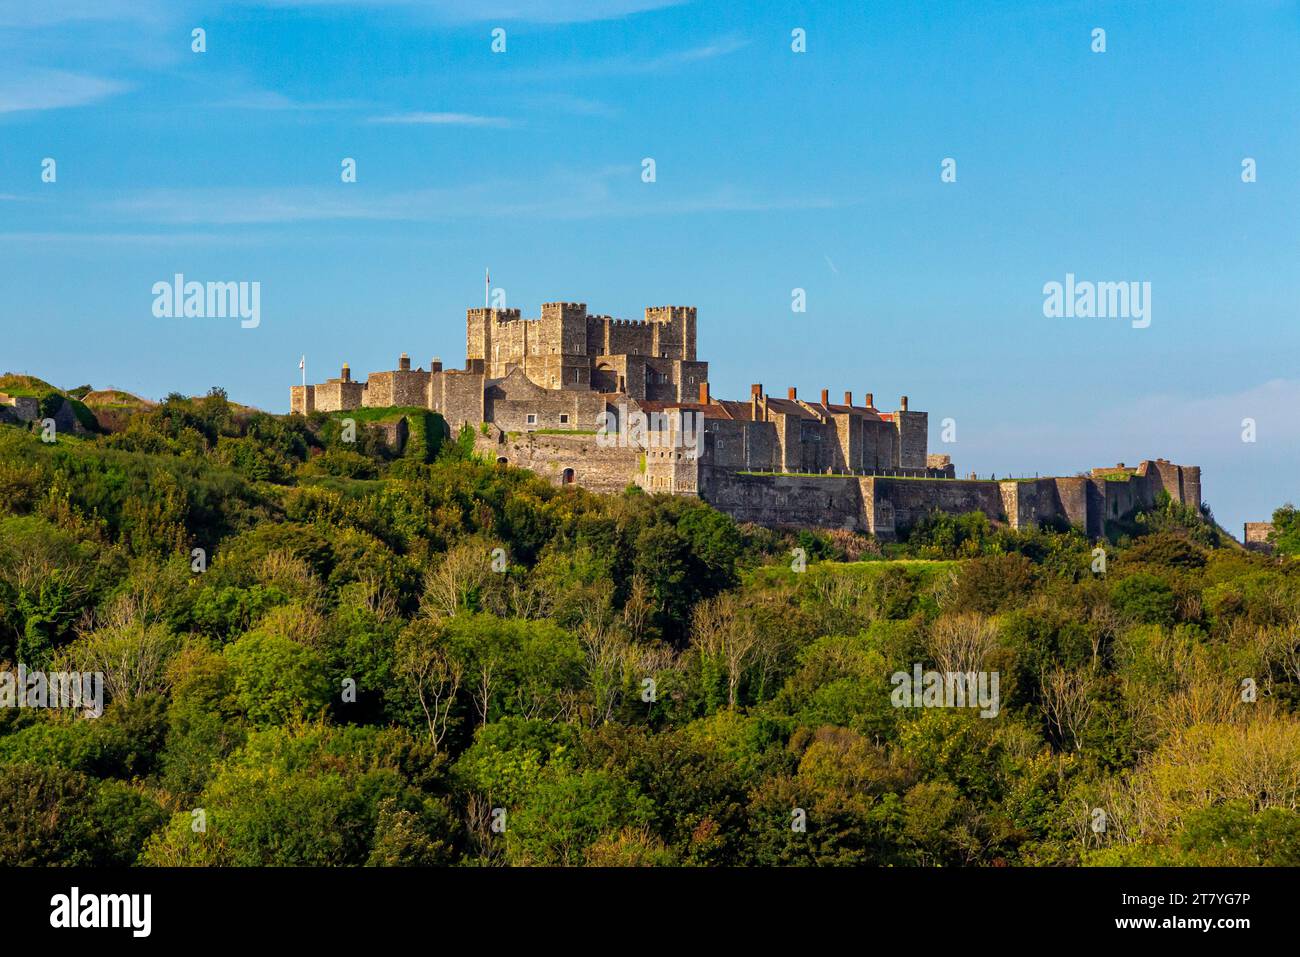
[1,379,1299,867]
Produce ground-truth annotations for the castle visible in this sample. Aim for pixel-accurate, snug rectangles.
[291,301,1202,540]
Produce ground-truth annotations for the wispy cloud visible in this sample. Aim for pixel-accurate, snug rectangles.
[514,35,749,80]
[213,90,364,112]
[252,0,687,24]
[0,230,273,245]
[0,0,170,28]
[368,111,511,127]
[0,68,128,113]
[526,92,618,118]
[93,168,837,225]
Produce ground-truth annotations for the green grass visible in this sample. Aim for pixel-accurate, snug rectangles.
[403,411,446,464]
[0,373,59,397]
[325,407,447,462]
[328,406,429,424]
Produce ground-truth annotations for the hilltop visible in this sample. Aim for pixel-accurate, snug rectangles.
[1,378,1299,868]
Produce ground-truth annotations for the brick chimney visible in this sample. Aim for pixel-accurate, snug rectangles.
[750,383,763,398]
[431,357,443,373]
[844,391,853,406]
[399,353,411,372]
[865,392,874,408]
[787,387,797,400]
[698,381,710,404]
[341,363,350,383]
[900,395,909,411]
[820,388,829,406]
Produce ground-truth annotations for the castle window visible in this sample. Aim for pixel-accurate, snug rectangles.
[526,413,537,426]
[559,414,570,425]
[562,468,575,485]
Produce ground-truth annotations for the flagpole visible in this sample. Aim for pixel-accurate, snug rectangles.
[485,267,490,309]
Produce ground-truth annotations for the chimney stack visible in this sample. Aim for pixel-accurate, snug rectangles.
[865,392,874,408]
[820,388,829,406]
[399,352,411,372]
[900,395,909,411]
[431,357,443,373]
[750,383,762,398]
[787,387,797,400]
[341,363,350,383]
[844,391,853,406]
[698,381,710,404]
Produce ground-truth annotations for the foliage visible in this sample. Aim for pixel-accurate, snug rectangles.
[0,401,1296,867]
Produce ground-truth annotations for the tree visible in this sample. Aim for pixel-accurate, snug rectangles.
[928,612,999,676]
[690,592,760,710]
[1270,504,1300,556]
[394,619,462,748]
[222,631,331,727]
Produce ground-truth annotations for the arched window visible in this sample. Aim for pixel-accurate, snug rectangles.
[561,467,575,485]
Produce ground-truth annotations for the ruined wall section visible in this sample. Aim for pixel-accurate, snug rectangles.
[482,429,640,495]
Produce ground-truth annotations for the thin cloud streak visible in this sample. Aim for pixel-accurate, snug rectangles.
[0,69,128,113]
[93,175,840,225]
[250,0,688,24]
[368,111,511,126]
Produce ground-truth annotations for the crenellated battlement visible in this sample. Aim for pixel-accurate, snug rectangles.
[645,305,696,324]
[290,294,1200,544]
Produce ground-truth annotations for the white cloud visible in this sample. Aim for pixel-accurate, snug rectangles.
[250,0,687,23]
[0,0,167,28]
[0,69,128,113]
[516,35,749,79]
[368,111,511,126]
[93,169,837,225]
[965,379,1300,535]
[213,90,363,112]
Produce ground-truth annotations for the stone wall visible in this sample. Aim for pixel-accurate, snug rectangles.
[1244,522,1275,553]
[699,468,870,531]
[867,477,1007,538]
[895,411,928,469]
[429,371,485,432]
[0,393,41,422]
[481,428,641,495]
[999,478,1090,532]
[289,384,314,415]
[365,367,428,408]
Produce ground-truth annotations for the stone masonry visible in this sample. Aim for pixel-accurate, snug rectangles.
[290,301,1204,541]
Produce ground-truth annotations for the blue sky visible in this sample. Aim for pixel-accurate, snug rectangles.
[1,0,1298,532]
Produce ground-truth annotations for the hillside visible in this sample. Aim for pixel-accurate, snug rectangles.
[0,387,1298,867]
